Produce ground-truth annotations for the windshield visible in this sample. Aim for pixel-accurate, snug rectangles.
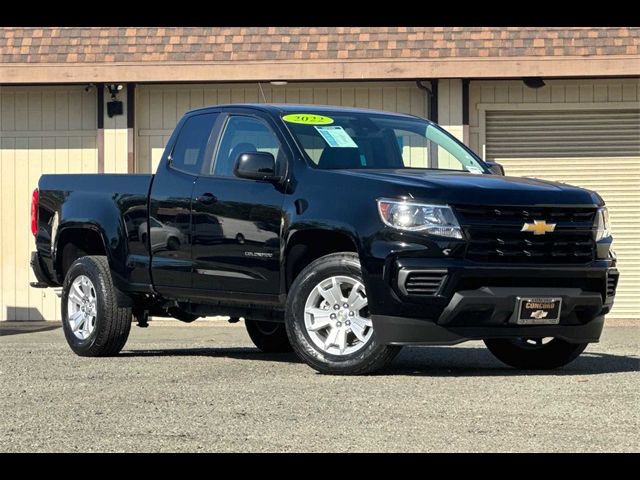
[282,111,488,173]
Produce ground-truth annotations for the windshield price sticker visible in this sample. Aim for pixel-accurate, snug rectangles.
[283,114,334,125]
[314,126,359,148]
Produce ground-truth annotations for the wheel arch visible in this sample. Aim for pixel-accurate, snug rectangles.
[54,225,112,283]
[284,228,360,291]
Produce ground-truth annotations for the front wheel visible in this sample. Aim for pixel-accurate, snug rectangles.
[61,255,132,357]
[484,337,588,369]
[285,252,401,375]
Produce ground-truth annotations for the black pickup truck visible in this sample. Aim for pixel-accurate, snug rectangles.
[30,104,618,374]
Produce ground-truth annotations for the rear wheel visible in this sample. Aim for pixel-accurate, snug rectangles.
[484,337,588,369]
[245,319,292,353]
[285,252,400,375]
[61,255,132,357]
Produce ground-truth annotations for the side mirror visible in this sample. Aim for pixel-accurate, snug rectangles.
[486,161,505,176]
[233,151,279,181]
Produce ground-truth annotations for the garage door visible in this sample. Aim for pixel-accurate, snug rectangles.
[136,81,429,173]
[0,86,98,321]
[484,107,640,320]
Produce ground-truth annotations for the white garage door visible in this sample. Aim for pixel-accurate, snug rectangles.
[135,81,429,173]
[472,81,640,319]
[0,86,98,321]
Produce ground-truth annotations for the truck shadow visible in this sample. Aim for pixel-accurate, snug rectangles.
[120,346,639,376]
[385,347,640,377]
[119,347,301,364]
[0,322,61,336]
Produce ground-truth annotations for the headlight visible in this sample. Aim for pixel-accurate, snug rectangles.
[377,199,463,239]
[595,206,611,241]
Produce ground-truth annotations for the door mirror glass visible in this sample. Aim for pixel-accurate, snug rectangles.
[234,151,279,181]
[486,161,505,176]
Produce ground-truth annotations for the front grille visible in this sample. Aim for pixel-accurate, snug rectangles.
[399,269,447,296]
[454,205,597,265]
[607,272,619,297]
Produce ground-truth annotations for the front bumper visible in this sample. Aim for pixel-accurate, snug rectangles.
[373,286,606,345]
[366,256,617,345]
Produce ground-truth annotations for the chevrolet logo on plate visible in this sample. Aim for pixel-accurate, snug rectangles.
[521,220,556,235]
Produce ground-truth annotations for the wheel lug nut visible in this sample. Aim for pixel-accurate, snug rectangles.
[345,320,351,326]
[343,303,349,308]
[348,311,354,316]
[330,313,336,319]
[336,321,342,327]
[333,304,340,310]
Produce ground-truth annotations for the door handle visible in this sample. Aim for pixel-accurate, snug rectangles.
[197,192,217,204]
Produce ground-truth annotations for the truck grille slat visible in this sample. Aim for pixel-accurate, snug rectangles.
[454,205,597,265]
[400,270,447,296]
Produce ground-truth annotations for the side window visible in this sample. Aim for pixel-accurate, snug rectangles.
[212,116,281,177]
[393,128,465,171]
[170,113,218,175]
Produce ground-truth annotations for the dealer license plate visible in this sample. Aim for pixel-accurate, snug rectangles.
[516,297,562,325]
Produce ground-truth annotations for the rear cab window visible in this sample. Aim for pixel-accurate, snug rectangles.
[169,113,218,175]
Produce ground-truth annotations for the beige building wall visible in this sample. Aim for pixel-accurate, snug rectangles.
[437,79,464,142]
[103,85,129,174]
[0,86,98,321]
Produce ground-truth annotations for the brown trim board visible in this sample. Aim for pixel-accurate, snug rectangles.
[1,56,639,84]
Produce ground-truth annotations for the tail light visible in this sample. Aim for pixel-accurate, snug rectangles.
[31,188,39,236]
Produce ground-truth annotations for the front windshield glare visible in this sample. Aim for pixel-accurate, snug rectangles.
[282,112,487,173]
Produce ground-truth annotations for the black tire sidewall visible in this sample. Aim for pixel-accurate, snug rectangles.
[61,257,111,355]
[245,319,292,353]
[285,253,397,374]
[167,237,180,251]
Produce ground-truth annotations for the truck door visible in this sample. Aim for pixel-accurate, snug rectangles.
[148,112,219,292]
[190,113,287,295]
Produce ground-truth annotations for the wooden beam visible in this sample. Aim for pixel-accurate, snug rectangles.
[1,56,639,84]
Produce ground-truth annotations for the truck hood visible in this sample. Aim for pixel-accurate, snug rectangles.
[335,169,603,206]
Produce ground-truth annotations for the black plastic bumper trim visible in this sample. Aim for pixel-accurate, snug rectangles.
[30,251,55,288]
[438,286,603,325]
[372,314,605,346]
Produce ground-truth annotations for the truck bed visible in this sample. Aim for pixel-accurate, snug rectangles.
[36,174,154,290]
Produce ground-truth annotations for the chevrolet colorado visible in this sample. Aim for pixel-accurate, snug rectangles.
[30,104,619,374]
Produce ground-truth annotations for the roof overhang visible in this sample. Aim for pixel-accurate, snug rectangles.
[1,56,639,84]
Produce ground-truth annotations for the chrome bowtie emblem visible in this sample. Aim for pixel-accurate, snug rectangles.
[521,220,556,235]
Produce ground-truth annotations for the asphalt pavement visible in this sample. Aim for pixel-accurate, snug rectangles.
[1,320,638,452]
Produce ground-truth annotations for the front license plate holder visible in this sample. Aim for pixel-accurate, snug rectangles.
[515,297,562,325]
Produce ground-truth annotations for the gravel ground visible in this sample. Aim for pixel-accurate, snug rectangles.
[1,320,638,452]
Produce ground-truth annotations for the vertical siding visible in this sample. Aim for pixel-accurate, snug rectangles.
[0,86,98,321]
[438,79,464,141]
[103,85,129,173]
[135,81,429,173]
[469,79,640,320]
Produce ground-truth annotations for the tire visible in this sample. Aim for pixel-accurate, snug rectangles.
[245,319,293,353]
[285,252,401,375]
[484,337,588,369]
[61,255,132,357]
[167,236,180,251]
